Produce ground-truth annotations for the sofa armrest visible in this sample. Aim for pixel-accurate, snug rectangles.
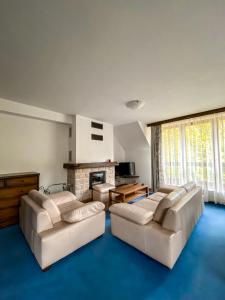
[20,196,53,234]
[109,203,153,225]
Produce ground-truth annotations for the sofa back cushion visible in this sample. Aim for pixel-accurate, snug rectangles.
[29,190,48,206]
[182,181,196,193]
[157,185,178,194]
[153,187,186,223]
[28,190,61,224]
[62,201,105,223]
[50,191,77,206]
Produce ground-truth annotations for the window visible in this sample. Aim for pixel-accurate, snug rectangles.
[161,125,183,185]
[161,113,225,203]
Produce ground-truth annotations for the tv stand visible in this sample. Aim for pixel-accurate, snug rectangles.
[115,175,139,187]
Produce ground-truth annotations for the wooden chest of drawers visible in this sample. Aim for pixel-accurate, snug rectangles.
[0,172,39,228]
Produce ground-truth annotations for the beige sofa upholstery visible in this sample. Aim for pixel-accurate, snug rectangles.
[20,190,105,270]
[157,184,178,194]
[110,184,203,269]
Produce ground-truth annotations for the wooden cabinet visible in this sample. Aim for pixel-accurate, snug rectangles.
[0,172,39,228]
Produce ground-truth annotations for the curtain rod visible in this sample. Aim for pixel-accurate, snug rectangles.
[147,107,225,127]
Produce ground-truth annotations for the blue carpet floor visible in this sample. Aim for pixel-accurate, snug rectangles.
[0,203,225,300]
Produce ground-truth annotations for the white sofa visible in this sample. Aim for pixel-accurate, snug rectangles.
[109,182,204,269]
[20,190,105,270]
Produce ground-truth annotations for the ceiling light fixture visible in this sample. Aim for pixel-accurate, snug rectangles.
[125,100,145,110]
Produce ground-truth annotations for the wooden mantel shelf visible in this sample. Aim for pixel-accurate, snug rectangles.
[63,161,118,170]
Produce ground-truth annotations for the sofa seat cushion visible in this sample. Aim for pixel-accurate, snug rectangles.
[62,201,105,223]
[147,192,168,203]
[50,191,77,206]
[153,188,186,224]
[109,203,153,225]
[57,199,85,214]
[182,182,196,193]
[133,199,158,212]
[29,190,61,224]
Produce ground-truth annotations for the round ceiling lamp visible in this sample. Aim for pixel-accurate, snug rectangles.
[125,100,145,110]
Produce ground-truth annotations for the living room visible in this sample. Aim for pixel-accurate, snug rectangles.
[0,1,225,300]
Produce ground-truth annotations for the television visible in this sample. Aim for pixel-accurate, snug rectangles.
[115,162,135,176]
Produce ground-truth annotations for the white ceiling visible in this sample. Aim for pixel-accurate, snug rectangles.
[0,0,225,125]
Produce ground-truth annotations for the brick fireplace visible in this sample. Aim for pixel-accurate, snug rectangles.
[63,162,117,201]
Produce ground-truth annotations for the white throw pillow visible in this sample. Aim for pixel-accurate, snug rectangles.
[62,201,105,223]
[109,203,153,225]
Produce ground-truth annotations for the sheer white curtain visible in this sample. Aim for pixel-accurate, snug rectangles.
[161,113,225,203]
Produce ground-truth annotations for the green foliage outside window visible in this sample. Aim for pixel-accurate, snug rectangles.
[161,117,225,189]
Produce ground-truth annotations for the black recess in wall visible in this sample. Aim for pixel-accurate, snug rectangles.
[69,127,72,138]
[69,151,72,161]
[91,121,103,130]
[91,134,103,141]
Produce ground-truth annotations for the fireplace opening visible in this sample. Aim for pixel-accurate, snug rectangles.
[89,171,106,189]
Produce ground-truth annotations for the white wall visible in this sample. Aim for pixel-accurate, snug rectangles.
[114,136,125,162]
[114,121,151,187]
[125,148,151,187]
[75,115,113,163]
[70,115,76,161]
[0,113,69,187]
